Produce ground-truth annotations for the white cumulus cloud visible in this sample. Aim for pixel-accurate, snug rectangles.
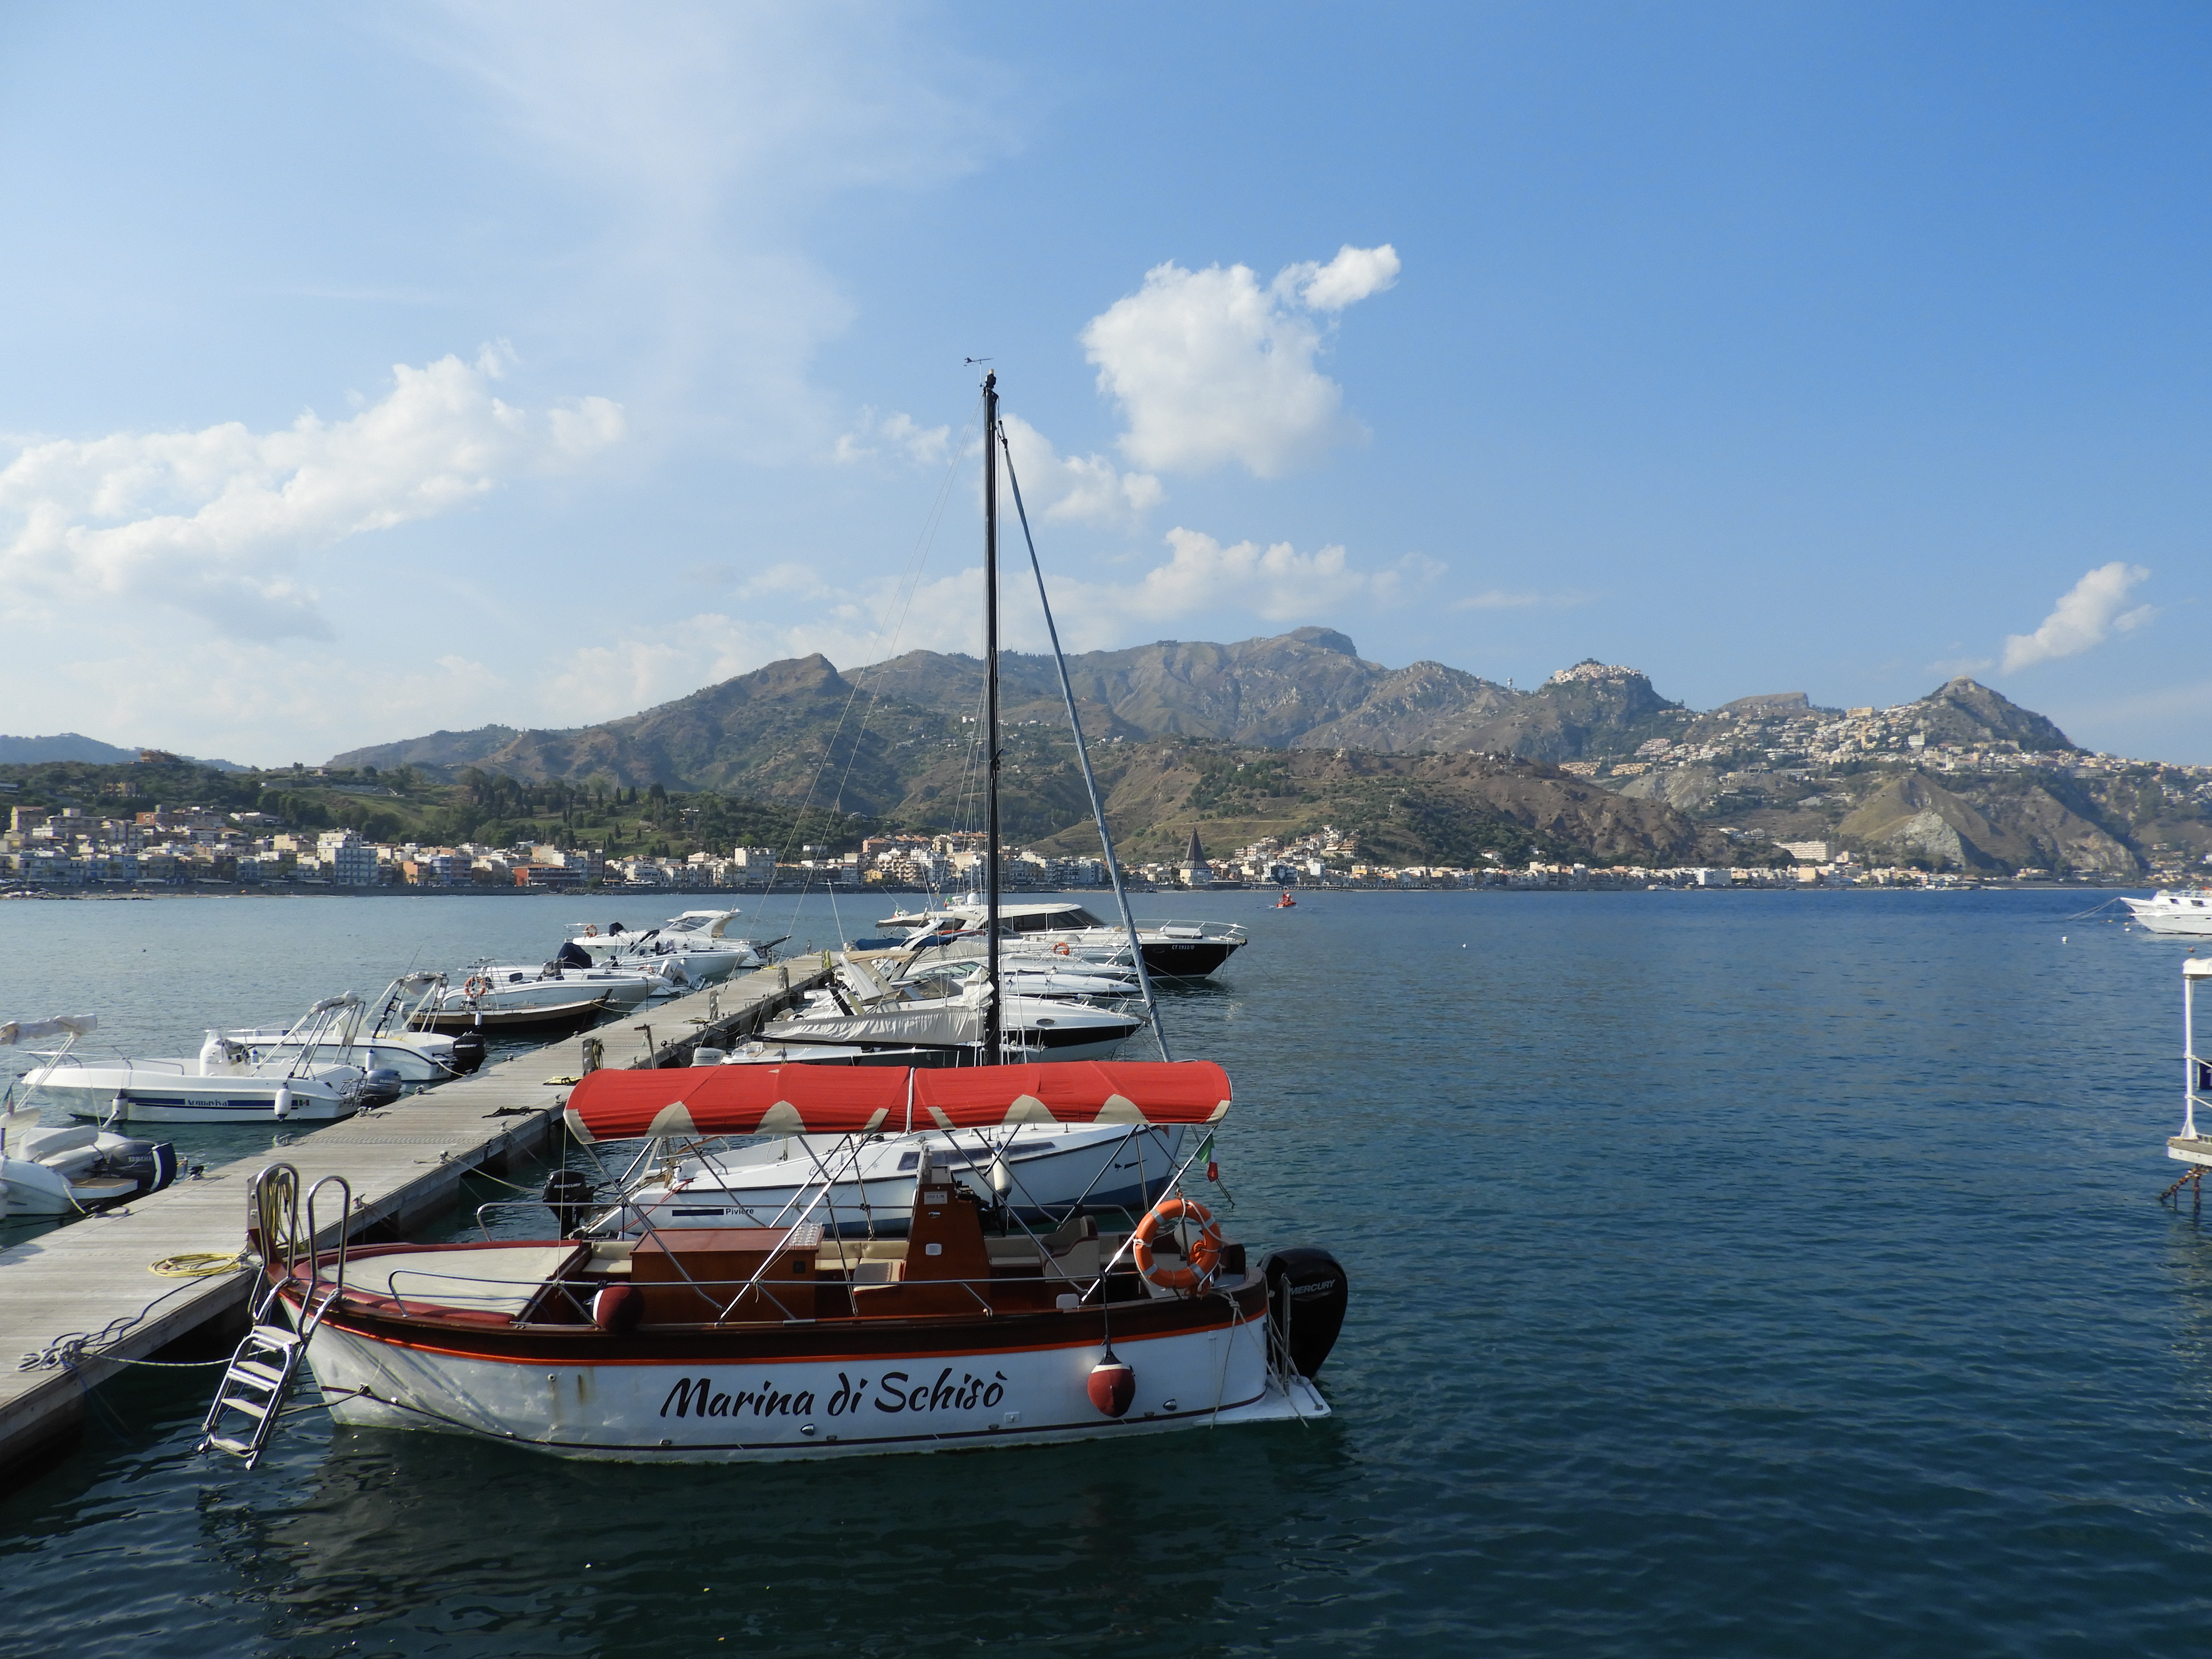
[998,414,1161,526]
[1080,244,1400,478]
[833,407,954,467]
[2001,562,2155,672]
[0,351,623,638]
[1086,526,1429,625]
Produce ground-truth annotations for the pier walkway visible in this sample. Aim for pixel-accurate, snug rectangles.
[0,960,826,1481]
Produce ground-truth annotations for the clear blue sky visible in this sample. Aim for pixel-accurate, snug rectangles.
[2,2,2206,764]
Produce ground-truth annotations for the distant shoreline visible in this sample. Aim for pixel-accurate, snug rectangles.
[1,880,2158,902]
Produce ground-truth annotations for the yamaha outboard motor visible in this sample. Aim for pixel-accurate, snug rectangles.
[98,1137,180,1200]
[542,1168,596,1238]
[554,939,594,971]
[448,1030,487,1073]
[1263,1247,1348,1378]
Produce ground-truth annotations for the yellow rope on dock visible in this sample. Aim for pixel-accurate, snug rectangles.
[148,1252,248,1278]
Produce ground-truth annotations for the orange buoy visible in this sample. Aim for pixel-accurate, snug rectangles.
[1131,1196,1225,1290]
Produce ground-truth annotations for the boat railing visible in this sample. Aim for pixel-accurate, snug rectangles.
[1144,919,1247,940]
[473,1199,565,1240]
[250,1162,303,1291]
[312,1240,1233,1327]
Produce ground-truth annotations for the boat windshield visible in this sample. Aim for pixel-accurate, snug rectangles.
[1005,907,1104,933]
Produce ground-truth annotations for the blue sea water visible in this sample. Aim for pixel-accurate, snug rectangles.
[1,887,2208,1657]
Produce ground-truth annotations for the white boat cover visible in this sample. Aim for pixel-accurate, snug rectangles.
[761,1005,982,1048]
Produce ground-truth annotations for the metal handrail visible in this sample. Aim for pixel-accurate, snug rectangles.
[474,1199,566,1240]
[302,1174,352,1329]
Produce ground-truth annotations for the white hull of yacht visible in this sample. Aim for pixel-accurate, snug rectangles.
[2125,892,2212,936]
[302,1307,1317,1462]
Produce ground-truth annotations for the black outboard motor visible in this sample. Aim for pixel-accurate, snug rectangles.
[100,1138,180,1200]
[448,1030,487,1073]
[358,1068,405,1106]
[554,939,594,971]
[542,1168,596,1238]
[1263,1247,1348,1378]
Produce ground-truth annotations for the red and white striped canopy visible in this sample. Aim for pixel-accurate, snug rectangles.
[561,1060,1233,1144]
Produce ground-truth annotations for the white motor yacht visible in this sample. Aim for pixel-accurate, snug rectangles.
[2125,890,2212,936]
[565,911,779,983]
[886,897,1248,980]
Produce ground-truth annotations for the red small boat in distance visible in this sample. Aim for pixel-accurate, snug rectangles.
[1275,893,1298,908]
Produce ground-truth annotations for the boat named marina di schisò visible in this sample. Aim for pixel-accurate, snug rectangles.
[201,1061,1344,1466]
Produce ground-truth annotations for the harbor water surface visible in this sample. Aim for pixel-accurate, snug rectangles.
[1,888,2208,1656]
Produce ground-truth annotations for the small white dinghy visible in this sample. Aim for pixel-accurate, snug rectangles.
[0,1105,179,1217]
[0,1019,179,1216]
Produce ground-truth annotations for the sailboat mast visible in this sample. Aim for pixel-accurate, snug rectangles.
[982,370,1002,1065]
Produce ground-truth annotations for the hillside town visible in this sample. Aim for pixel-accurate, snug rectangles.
[0,799,2170,898]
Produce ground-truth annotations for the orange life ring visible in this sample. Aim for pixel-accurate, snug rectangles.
[1051,940,1071,956]
[584,924,599,938]
[463,975,491,1000]
[1130,1196,1223,1291]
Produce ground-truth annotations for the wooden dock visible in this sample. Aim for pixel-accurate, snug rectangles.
[0,960,825,1482]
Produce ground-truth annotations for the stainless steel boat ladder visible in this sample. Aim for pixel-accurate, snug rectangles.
[200,1163,351,1468]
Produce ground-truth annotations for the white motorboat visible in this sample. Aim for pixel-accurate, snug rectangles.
[0,1102,178,1218]
[229,974,479,1085]
[566,911,779,983]
[2125,890,2212,936]
[15,1003,370,1125]
[731,955,1141,1066]
[890,954,1143,1002]
[888,898,1249,980]
[415,957,671,1027]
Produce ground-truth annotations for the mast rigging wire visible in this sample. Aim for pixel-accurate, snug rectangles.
[995,418,1172,1062]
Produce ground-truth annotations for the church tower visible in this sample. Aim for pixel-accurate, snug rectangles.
[1178,827,1212,888]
